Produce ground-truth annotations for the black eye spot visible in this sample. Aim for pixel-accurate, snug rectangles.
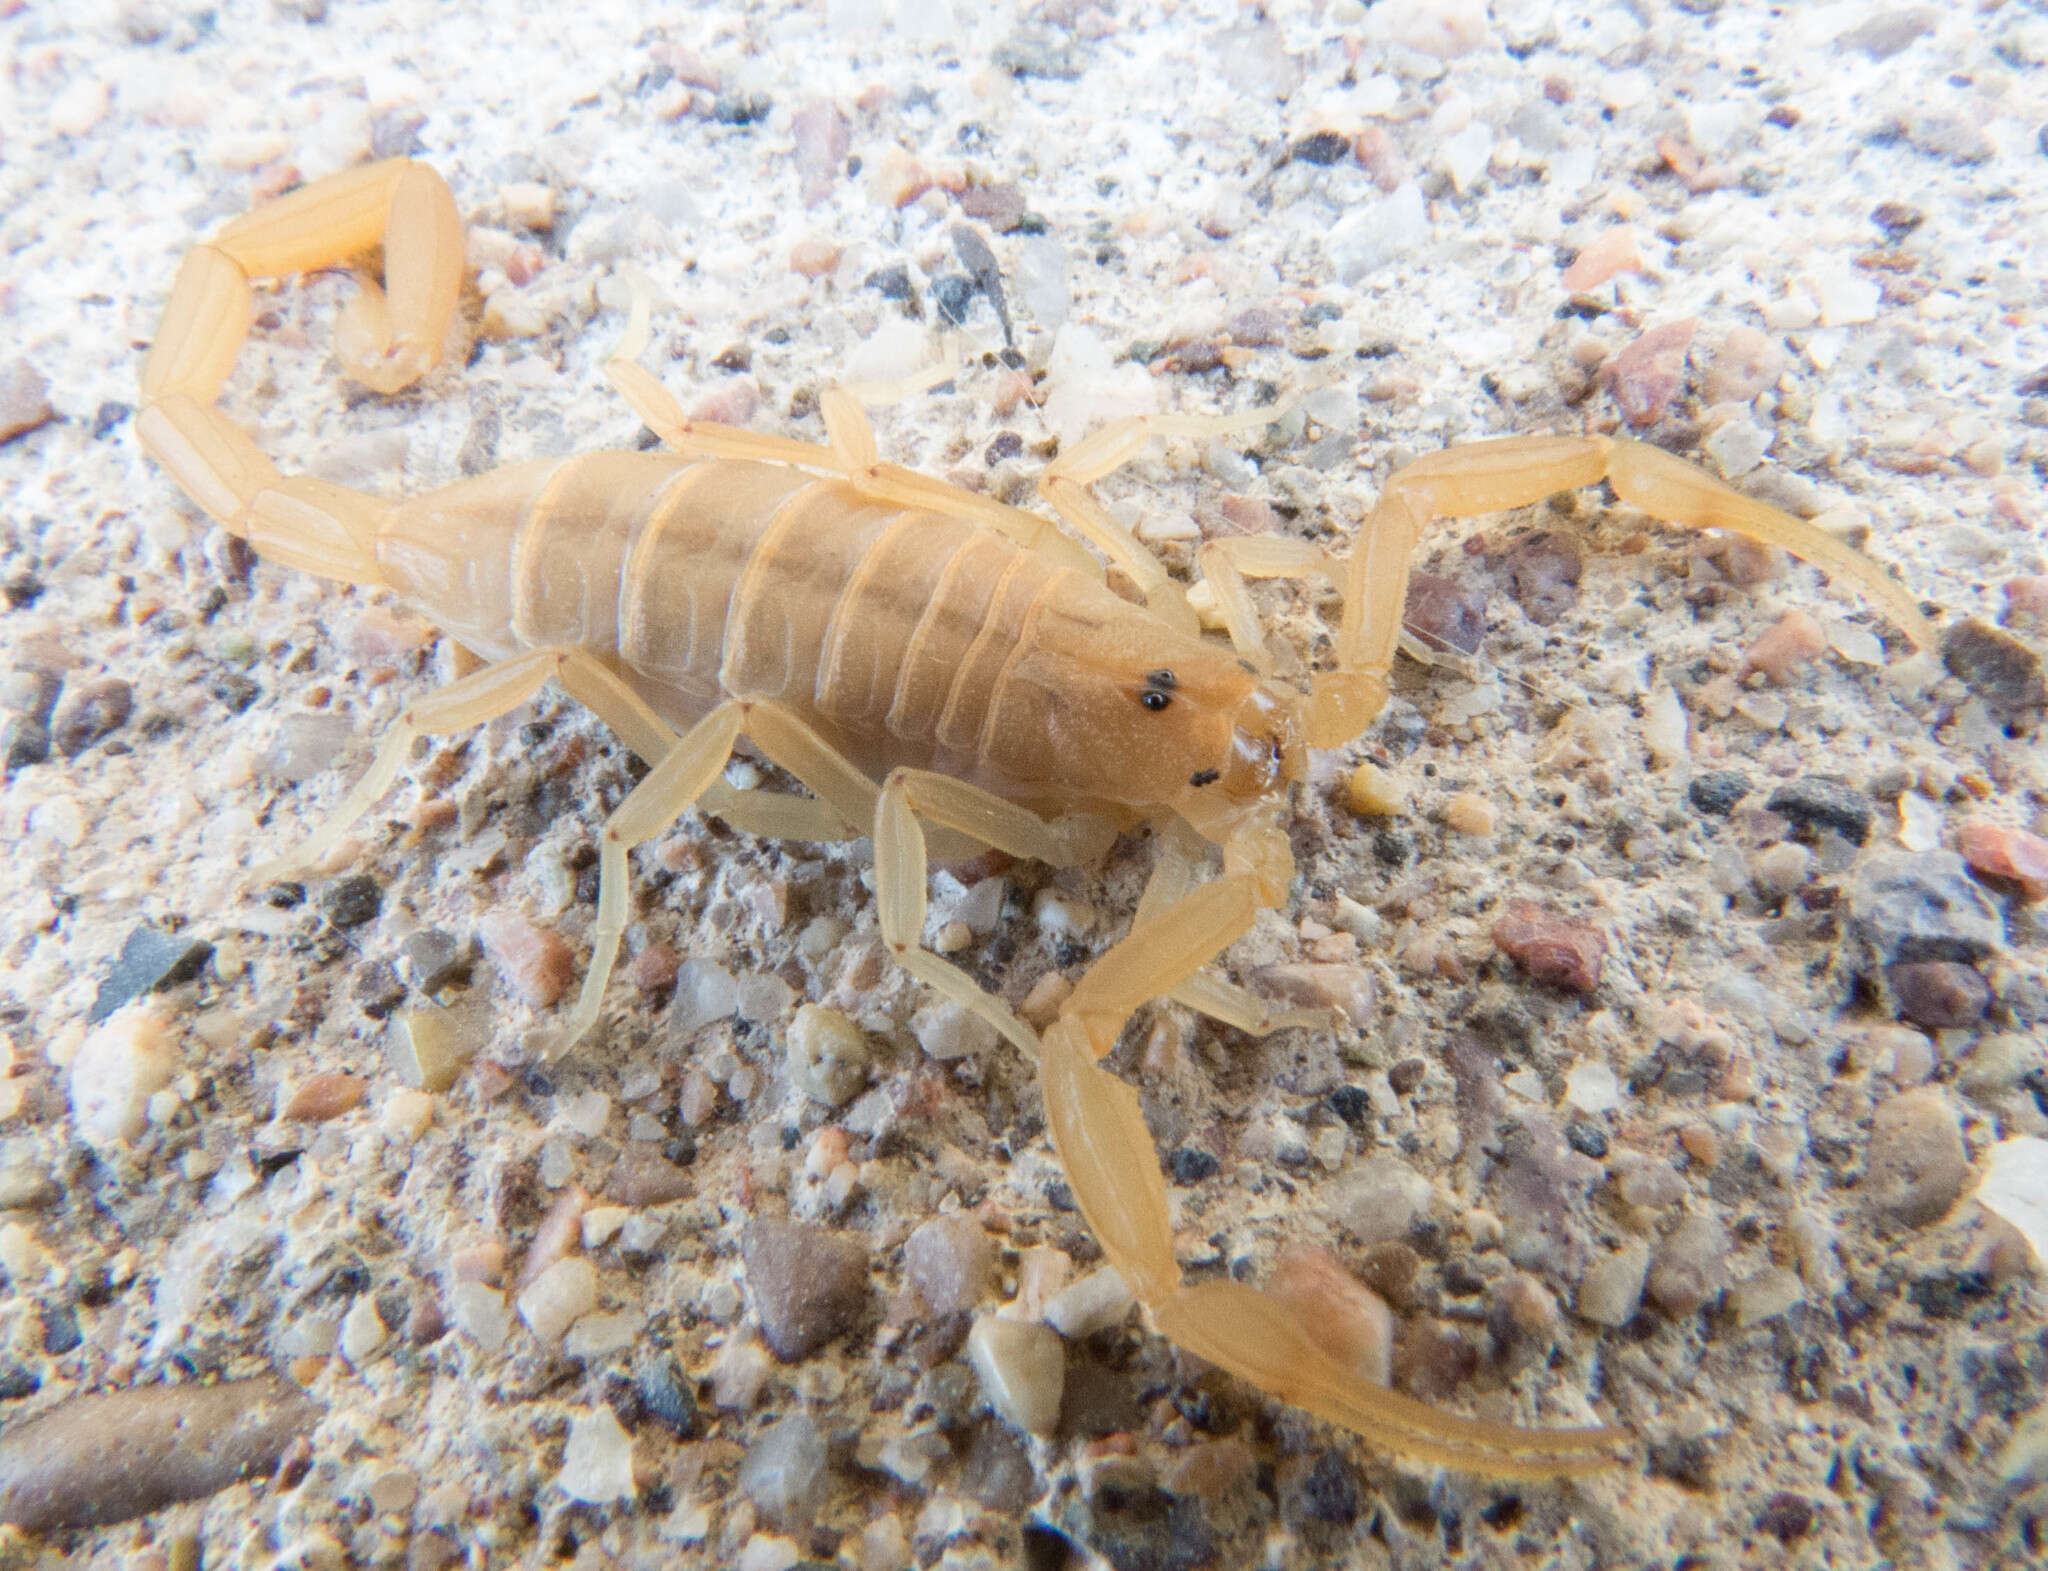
[1141,689,1171,712]
[1188,768,1220,788]
[1145,669,1177,691]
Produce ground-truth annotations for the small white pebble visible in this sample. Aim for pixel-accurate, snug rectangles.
[49,77,111,136]
[1977,1137,2048,1267]
[340,1295,388,1364]
[1032,889,1096,939]
[557,1406,636,1504]
[1729,1265,1804,1327]
[736,1535,803,1571]
[70,1007,175,1148]
[0,1222,47,1286]
[564,1309,644,1359]
[1043,1266,1133,1340]
[1898,791,1943,853]
[500,181,556,229]
[1642,684,1689,765]
[581,1206,631,1249]
[1563,1059,1621,1114]
[517,1257,598,1344]
[447,1281,511,1353]
[555,1090,611,1137]
[382,1088,434,1142]
[910,998,997,1061]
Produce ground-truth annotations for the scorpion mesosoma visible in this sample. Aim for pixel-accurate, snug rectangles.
[137,159,1933,1479]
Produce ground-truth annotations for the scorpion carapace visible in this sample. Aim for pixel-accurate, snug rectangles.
[137,158,1936,1480]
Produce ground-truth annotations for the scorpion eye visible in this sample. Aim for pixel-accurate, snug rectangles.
[1139,669,1176,711]
[1140,689,1171,712]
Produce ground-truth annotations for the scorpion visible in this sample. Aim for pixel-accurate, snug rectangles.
[136,158,1934,1480]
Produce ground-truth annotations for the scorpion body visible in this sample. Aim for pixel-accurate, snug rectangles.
[136,158,1935,1480]
[368,449,1293,814]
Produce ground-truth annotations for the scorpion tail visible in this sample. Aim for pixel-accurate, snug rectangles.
[138,159,462,588]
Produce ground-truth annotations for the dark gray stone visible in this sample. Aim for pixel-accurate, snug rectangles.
[90,925,213,1025]
[1765,776,1873,846]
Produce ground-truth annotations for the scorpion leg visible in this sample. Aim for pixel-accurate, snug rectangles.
[1037,410,1272,635]
[1037,832,1628,1477]
[1134,827,1329,1034]
[872,767,1119,1057]
[255,644,659,881]
[1308,433,1936,749]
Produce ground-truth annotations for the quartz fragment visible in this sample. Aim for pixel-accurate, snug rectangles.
[557,1407,635,1505]
[967,1315,1064,1436]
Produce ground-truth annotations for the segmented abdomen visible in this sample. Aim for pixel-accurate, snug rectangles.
[374,451,1112,784]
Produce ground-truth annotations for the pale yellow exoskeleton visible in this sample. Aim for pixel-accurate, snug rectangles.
[137,159,1935,1479]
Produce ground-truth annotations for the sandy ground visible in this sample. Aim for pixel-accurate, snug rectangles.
[2,0,2047,1566]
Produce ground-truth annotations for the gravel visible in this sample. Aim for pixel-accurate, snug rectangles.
[9,0,2046,1562]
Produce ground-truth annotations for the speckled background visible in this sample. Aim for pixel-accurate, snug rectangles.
[2,0,2046,1566]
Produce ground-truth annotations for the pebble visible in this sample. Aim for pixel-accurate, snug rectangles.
[0,360,53,444]
[1344,760,1404,817]
[1560,226,1641,293]
[910,998,997,1061]
[785,1004,871,1106]
[1847,850,2005,965]
[90,925,212,1024]
[339,1295,387,1364]
[477,912,574,1007]
[791,100,850,207]
[1958,822,2048,900]
[0,1376,319,1532]
[446,1281,511,1352]
[387,1007,477,1093]
[1491,900,1607,992]
[1044,1266,1133,1340]
[1976,1137,2048,1267]
[740,1414,828,1531]
[743,1220,869,1361]
[69,1007,175,1148]
[1863,1088,1968,1227]
[1502,532,1582,626]
[904,1214,994,1317]
[1741,610,1827,682]
[1268,1246,1392,1386]
[516,1257,597,1344]
[557,1406,635,1506]
[51,677,133,757]
[967,1315,1064,1436]
[279,1072,366,1123]
[1257,962,1376,1027]
[1575,1239,1650,1326]
[322,874,383,929]
[1443,792,1494,837]
[1886,961,1990,1029]
[1704,326,1788,404]
[1943,619,2046,727]
[1728,1265,1804,1328]
[1750,841,1812,903]
[1601,319,1695,427]
[1327,1158,1431,1247]
[1687,770,1751,816]
[1646,1215,1729,1317]
[1402,573,1488,654]
[673,958,737,1032]
[1765,776,1873,846]
[1642,683,1688,764]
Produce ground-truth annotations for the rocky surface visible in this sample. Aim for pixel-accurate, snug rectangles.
[2,0,2045,1566]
